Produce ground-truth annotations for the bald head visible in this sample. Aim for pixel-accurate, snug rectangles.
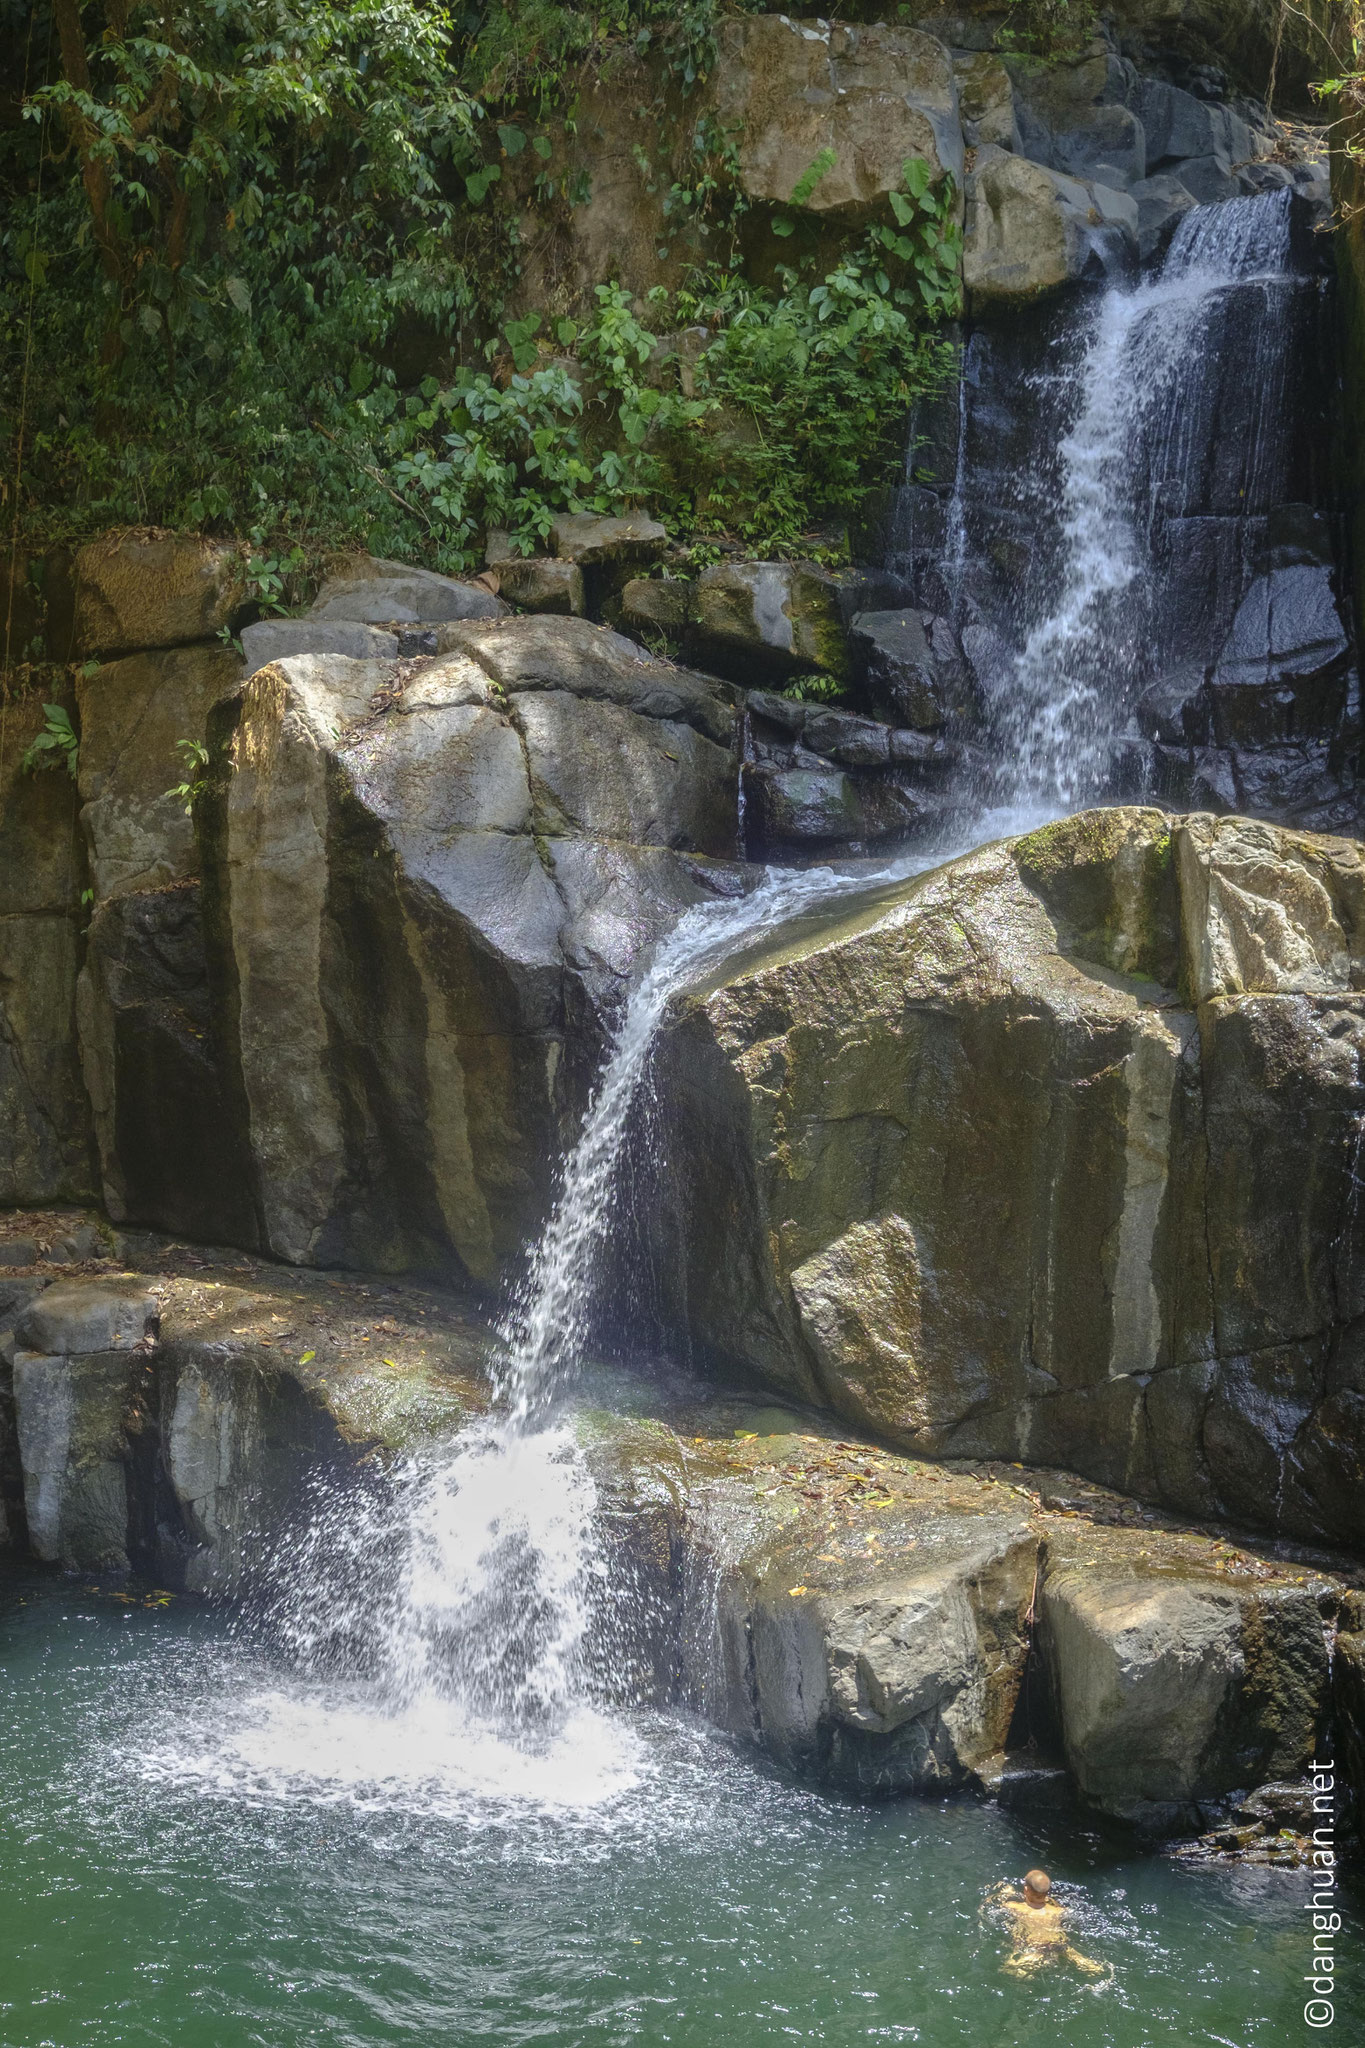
[1023,1869,1051,1902]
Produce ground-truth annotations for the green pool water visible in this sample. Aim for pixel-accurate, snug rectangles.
[2,1571,1360,2048]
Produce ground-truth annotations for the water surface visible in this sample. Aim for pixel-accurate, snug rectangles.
[3,1574,1358,2047]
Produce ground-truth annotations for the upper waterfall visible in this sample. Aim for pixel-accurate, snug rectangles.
[891,187,1356,832]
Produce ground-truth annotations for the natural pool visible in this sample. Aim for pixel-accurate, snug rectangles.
[4,1572,1360,2048]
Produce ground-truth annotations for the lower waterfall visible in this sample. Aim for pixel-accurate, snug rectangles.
[153,854,943,1812]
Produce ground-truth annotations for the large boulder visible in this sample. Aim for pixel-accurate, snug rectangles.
[75,644,243,901]
[705,17,963,219]
[1040,1529,1330,1825]
[690,561,850,683]
[72,532,245,658]
[194,620,740,1277]
[646,807,1365,1548]
[963,147,1117,309]
[309,555,506,624]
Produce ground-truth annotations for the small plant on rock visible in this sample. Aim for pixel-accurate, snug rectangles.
[166,738,211,815]
[20,704,79,778]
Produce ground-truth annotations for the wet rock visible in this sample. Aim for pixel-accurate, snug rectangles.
[802,710,891,769]
[310,556,505,624]
[647,807,1365,1547]
[706,17,963,223]
[1040,1540,1328,1824]
[851,610,951,730]
[691,562,849,684]
[75,644,244,902]
[744,690,808,737]
[748,765,864,848]
[1129,173,1198,263]
[1136,665,1210,745]
[888,729,959,769]
[241,619,399,674]
[72,532,245,658]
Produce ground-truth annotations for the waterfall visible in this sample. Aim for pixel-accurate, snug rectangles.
[1000,192,1295,807]
[241,853,939,1804]
[901,190,1310,820]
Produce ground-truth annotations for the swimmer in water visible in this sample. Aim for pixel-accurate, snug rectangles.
[986,1869,1110,1980]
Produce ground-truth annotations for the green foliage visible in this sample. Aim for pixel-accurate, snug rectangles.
[782,673,845,704]
[21,702,79,778]
[995,0,1099,60]
[165,736,210,814]
[2,3,960,571]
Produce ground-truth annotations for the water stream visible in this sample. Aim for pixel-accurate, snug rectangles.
[895,188,1333,819]
[1000,194,1295,806]
[3,189,1362,2042]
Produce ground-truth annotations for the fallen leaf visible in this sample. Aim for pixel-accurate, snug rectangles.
[299,1350,316,1364]
[788,1585,808,1597]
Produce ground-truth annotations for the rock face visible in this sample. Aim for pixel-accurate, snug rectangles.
[75,644,243,900]
[706,16,964,218]
[10,1280,159,1568]
[647,808,1365,1549]
[194,619,740,1278]
[1040,1526,1329,1826]
[591,1399,1341,1815]
[0,1254,1349,1822]
[0,695,95,1205]
[72,532,245,657]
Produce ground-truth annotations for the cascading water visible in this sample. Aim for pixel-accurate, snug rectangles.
[217,854,943,1810]
[233,199,1320,1805]
[997,192,1296,808]
[893,187,1342,828]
